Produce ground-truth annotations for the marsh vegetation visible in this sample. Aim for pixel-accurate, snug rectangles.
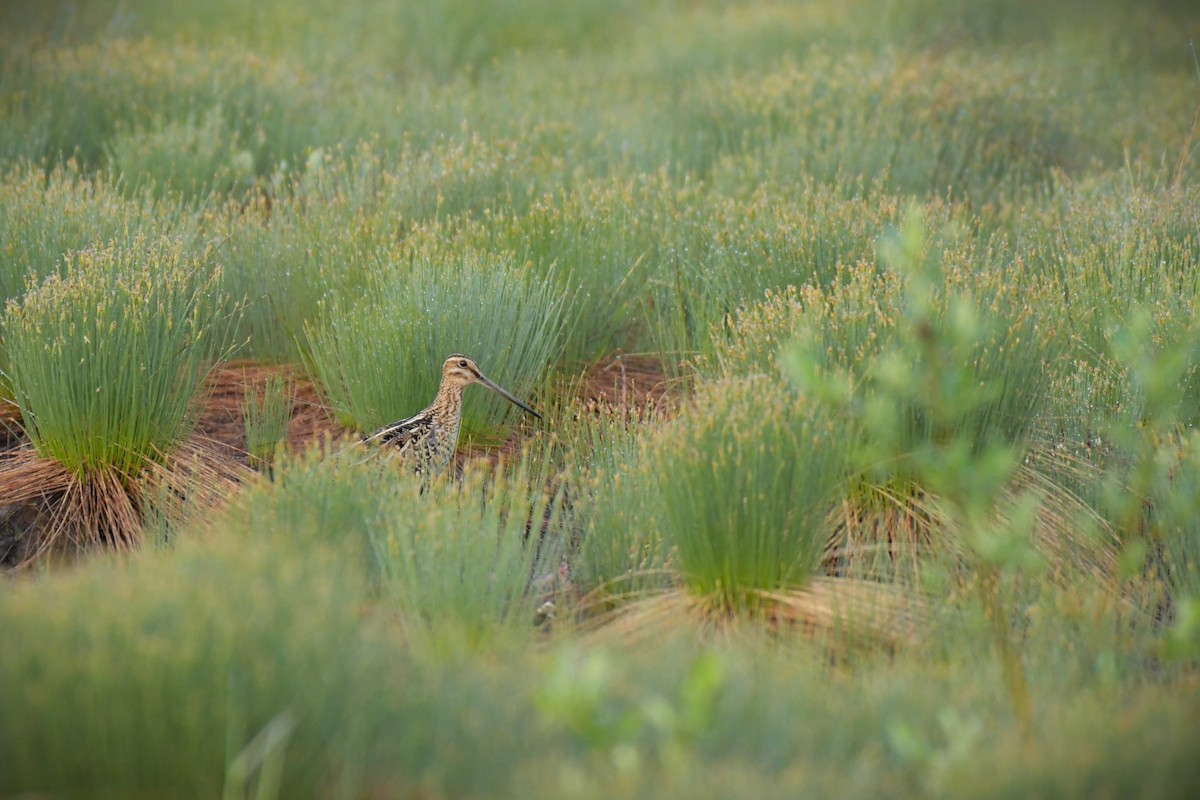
[1,0,1199,796]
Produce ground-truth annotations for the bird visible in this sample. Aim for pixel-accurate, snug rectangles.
[363,354,542,473]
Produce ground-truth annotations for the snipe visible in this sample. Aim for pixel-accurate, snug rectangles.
[364,354,541,473]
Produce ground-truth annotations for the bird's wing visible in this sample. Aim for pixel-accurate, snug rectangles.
[363,411,432,454]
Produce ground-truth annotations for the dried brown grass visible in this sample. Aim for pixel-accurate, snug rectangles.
[578,352,676,417]
[576,579,928,651]
[0,437,248,567]
[825,463,1119,587]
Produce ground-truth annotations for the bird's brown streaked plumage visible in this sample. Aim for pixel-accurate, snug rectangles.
[364,354,541,473]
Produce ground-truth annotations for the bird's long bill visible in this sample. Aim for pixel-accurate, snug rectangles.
[478,373,542,420]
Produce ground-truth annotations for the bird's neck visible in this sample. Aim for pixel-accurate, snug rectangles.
[431,382,465,422]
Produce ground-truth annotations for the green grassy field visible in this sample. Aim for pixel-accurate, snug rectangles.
[2,0,1200,796]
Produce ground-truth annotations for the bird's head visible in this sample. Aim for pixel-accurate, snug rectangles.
[440,354,542,420]
[443,354,485,388]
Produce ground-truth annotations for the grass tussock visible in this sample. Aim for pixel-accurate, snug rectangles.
[370,450,566,651]
[2,236,227,476]
[0,524,382,798]
[0,235,235,552]
[577,376,847,615]
[0,162,188,309]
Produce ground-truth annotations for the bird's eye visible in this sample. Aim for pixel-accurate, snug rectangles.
[458,359,468,368]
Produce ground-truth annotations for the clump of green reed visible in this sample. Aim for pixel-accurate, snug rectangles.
[371,450,565,651]
[2,237,226,477]
[0,236,232,551]
[209,137,552,364]
[305,249,569,441]
[579,375,845,616]
[646,186,969,381]
[470,173,681,362]
[1035,181,1200,370]
[211,442,567,649]
[706,265,904,382]
[652,377,845,611]
[242,373,294,472]
[570,405,672,599]
[382,130,566,222]
[206,445,397,587]
[0,163,188,309]
[200,145,393,362]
